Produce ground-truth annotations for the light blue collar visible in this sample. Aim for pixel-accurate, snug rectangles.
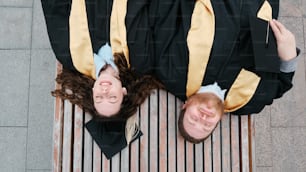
[94,43,118,78]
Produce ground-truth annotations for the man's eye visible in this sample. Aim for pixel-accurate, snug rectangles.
[190,115,198,121]
[201,126,209,132]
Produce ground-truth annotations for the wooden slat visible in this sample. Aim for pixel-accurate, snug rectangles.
[231,115,240,172]
[93,142,101,172]
[204,135,212,172]
[149,90,158,171]
[241,115,250,172]
[212,122,221,172]
[176,99,185,172]
[101,150,110,172]
[139,97,149,172]
[168,93,176,172]
[62,101,73,172]
[53,63,63,172]
[83,113,93,172]
[221,114,231,172]
[111,154,120,172]
[53,97,64,172]
[129,108,140,172]
[250,115,256,172]
[159,90,167,172]
[73,106,83,172]
[195,143,204,172]
[186,141,194,172]
[120,145,129,171]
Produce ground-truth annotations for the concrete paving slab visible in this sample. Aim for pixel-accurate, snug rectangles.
[303,2,306,17]
[255,107,272,167]
[0,50,30,126]
[279,0,303,17]
[270,17,306,127]
[29,49,56,86]
[26,50,55,170]
[304,18,306,50]
[271,53,306,127]
[32,0,51,49]
[0,127,27,172]
[256,167,272,172]
[0,7,32,49]
[272,128,306,172]
[0,0,32,7]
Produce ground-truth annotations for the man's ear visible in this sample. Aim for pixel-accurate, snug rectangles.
[122,87,127,95]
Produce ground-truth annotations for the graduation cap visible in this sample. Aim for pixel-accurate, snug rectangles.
[249,16,280,73]
[85,117,142,159]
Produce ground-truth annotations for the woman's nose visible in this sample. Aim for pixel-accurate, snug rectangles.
[101,85,110,93]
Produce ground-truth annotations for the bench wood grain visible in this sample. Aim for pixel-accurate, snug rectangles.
[53,64,256,172]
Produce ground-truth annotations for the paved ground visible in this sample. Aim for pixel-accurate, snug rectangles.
[0,0,305,171]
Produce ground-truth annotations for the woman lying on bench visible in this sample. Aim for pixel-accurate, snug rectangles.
[42,0,162,158]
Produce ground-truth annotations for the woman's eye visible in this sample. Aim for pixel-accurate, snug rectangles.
[190,115,198,121]
[109,96,117,102]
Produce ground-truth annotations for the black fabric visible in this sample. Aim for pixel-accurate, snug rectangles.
[41,0,113,70]
[249,17,280,73]
[85,119,142,159]
[41,0,75,71]
[126,0,156,75]
[146,0,295,115]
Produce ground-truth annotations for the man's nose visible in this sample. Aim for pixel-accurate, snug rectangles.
[200,113,207,120]
[206,102,213,109]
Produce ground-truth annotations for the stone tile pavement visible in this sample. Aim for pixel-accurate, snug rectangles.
[0,0,305,171]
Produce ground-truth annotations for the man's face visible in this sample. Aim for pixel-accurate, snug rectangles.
[92,65,127,117]
[182,93,223,140]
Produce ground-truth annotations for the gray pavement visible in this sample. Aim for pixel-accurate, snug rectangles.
[0,0,305,171]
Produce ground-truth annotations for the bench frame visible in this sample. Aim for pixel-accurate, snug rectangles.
[52,63,256,172]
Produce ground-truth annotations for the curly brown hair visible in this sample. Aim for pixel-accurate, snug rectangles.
[52,53,163,121]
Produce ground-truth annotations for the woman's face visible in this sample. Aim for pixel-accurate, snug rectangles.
[92,65,127,117]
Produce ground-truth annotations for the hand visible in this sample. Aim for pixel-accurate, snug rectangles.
[269,19,297,61]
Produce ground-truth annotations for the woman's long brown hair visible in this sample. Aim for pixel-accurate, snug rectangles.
[52,53,163,121]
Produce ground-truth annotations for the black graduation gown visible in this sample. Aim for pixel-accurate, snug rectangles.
[150,0,294,115]
[41,0,113,71]
[41,0,152,159]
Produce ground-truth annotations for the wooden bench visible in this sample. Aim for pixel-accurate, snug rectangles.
[52,63,256,172]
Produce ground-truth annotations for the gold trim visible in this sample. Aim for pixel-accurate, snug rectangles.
[257,0,272,21]
[69,0,96,79]
[186,0,215,97]
[110,0,130,67]
[224,69,260,112]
